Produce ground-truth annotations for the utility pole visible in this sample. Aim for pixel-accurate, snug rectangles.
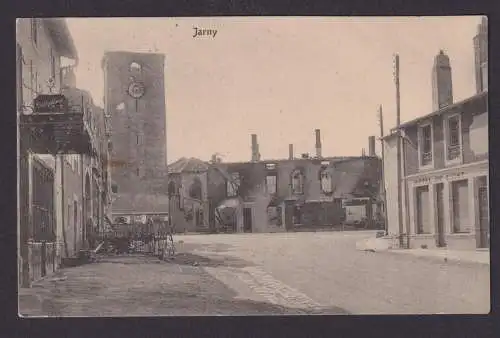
[394,54,405,248]
[378,105,388,235]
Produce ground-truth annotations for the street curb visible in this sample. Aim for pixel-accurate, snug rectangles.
[379,249,490,267]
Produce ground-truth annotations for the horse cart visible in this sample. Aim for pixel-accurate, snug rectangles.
[97,215,175,259]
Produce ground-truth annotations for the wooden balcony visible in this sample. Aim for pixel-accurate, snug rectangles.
[19,94,97,156]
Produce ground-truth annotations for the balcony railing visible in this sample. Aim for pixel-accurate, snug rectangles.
[447,144,461,161]
[20,95,98,156]
[421,151,432,166]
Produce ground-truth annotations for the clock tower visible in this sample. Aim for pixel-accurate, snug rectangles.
[102,51,167,214]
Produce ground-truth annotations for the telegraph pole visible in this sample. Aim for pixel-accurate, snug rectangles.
[394,54,404,248]
[378,105,388,235]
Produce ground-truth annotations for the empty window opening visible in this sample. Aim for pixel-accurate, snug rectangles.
[291,169,304,195]
[266,174,277,195]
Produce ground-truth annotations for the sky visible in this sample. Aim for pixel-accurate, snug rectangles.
[66,16,482,163]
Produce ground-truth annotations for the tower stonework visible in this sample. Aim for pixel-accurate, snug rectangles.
[102,51,168,213]
[431,50,453,111]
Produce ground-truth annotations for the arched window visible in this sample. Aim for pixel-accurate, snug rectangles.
[129,61,142,72]
[320,169,333,194]
[291,169,304,195]
[189,177,203,200]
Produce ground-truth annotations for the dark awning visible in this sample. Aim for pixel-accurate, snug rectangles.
[44,19,78,60]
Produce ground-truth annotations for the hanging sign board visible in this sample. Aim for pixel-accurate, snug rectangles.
[33,94,68,114]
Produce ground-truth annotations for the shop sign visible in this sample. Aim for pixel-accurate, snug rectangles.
[445,171,466,180]
[33,94,68,114]
[414,177,431,185]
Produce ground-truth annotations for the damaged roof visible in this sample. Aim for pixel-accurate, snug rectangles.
[167,157,209,174]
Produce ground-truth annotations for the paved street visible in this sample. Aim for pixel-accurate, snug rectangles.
[19,255,322,317]
[19,231,490,316]
[177,231,490,315]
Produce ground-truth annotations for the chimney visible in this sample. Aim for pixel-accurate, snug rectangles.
[473,17,488,93]
[431,50,453,111]
[368,136,376,157]
[361,148,366,157]
[251,134,260,162]
[288,144,294,160]
[315,129,322,158]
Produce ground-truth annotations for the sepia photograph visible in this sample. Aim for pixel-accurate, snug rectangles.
[16,16,489,317]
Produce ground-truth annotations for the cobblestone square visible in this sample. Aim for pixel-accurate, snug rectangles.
[19,232,490,316]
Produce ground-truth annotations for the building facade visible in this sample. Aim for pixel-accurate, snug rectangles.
[383,18,489,250]
[17,18,112,287]
[17,18,79,286]
[61,75,112,253]
[206,155,382,233]
[101,51,168,218]
[167,158,210,233]
[168,132,382,234]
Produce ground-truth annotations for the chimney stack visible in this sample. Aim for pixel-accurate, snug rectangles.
[431,50,453,111]
[288,144,294,160]
[368,136,376,157]
[473,17,488,93]
[315,129,322,158]
[251,134,260,162]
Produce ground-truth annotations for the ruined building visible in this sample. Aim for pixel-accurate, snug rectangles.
[168,130,383,233]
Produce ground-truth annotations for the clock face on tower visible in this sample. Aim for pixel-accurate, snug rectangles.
[127,82,145,99]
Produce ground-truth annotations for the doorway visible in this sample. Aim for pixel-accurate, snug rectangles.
[293,206,302,225]
[435,183,446,247]
[477,176,489,248]
[451,180,469,233]
[416,186,430,234]
[73,201,78,252]
[243,208,252,233]
[84,174,91,244]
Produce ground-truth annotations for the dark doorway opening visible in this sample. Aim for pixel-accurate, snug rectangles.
[243,208,252,233]
[84,174,91,246]
[435,183,446,247]
[73,201,78,252]
[293,206,302,225]
[477,177,489,248]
